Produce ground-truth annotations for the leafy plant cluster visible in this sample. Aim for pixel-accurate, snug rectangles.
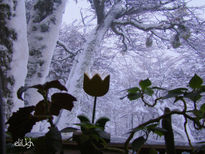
[6,80,76,154]
[124,74,205,153]
[5,74,205,154]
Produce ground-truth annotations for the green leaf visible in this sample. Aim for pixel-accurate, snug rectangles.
[193,110,204,119]
[131,125,146,133]
[128,92,141,100]
[151,127,167,137]
[60,127,78,133]
[132,136,146,152]
[139,79,151,90]
[44,80,67,91]
[162,88,187,99]
[50,93,76,116]
[77,115,91,123]
[144,88,154,96]
[31,80,67,97]
[189,74,203,89]
[127,87,140,93]
[184,91,202,102]
[200,104,205,113]
[6,106,36,141]
[34,100,48,118]
[146,123,158,130]
[95,117,110,130]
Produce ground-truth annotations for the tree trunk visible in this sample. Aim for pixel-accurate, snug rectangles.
[24,0,67,106]
[55,2,124,129]
[0,0,29,119]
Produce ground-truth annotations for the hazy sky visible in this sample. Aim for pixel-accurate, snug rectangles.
[62,0,205,24]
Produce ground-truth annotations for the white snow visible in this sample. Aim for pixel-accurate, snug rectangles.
[7,0,29,112]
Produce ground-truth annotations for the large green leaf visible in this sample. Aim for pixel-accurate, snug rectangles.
[34,100,50,119]
[50,93,76,116]
[132,136,146,152]
[6,106,37,141]
[189,74,203,89]
[17,80,67,101]
[139,79,151,90]
[77,115,90,123]
[95,117,109,130]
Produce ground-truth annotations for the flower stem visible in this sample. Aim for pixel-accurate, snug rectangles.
[92,96,97,124]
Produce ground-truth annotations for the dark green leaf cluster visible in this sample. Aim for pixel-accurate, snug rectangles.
[6,80,76,153]
[124,74,205,153]
[61,115,110,154]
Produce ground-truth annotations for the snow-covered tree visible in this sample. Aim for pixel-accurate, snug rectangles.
[0,0,29,118]
[0,0,67,118]
[55,0,205,129]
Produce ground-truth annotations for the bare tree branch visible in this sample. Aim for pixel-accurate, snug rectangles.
[57,40,76,57]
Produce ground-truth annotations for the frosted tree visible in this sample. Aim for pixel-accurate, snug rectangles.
[55,0,205,128]
[0,0,67,119]
[24,0,67,106]
[0,0,29,118]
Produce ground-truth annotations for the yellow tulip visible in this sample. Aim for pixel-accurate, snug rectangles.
[83,73,110,97]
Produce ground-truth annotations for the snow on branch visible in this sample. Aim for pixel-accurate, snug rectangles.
[57,40,76,57]
[113,19,174,32]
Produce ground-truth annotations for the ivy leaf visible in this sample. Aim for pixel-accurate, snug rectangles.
[193,110,204,119]
[127,92,141,100]
[144,88,154,96]
[162,88,187,99]
[127,87,140,93]
[132,136,146,152]
[139,79,151,90]
[6,106,37,141]
[50,93,76,116]
[95,117,110,130]
[184,91,202,102]
[189,74,203,89]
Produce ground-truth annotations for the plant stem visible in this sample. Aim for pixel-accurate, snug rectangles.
[92,96,97,124]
